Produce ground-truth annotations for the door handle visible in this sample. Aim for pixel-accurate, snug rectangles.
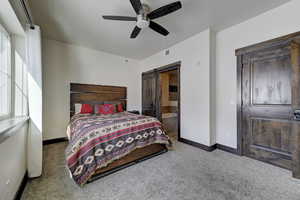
[293,110,300,121]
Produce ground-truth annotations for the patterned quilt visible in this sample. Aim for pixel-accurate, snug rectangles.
[65,112,170,186]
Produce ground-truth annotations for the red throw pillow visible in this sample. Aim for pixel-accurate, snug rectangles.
[99,104,115,115]
[80,104,93,114]
[117,103,124,112]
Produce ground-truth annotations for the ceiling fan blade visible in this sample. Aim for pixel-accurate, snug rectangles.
[130,26,142,38]
[102,16,137,21]
[130,0,142,14]
[148,1,182,20]
[149,21,169,36]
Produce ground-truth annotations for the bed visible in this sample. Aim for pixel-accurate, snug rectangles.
[66,83,170,186]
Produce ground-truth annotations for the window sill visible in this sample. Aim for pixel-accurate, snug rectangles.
[0,117,29,144]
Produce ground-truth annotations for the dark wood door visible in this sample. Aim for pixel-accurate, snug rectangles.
[241,44,295,169]
[142,71,158,117]
[291,42,300,178]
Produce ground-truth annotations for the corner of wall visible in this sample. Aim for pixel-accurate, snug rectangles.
[209,28,217,146]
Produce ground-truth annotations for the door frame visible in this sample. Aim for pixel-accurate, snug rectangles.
[236,31,300,156]
[236,54,243,156]
[236,31,300,178]
[142,61,181,140]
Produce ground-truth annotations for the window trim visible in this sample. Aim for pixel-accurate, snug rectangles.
[0,116,29,144]
[0,23,12,121]
[0,114,11,121]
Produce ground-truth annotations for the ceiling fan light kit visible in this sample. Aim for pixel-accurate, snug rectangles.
[102,0,182,39]
[136,13,150,29]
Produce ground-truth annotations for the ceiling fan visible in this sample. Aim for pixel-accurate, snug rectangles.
[102,0,182,39]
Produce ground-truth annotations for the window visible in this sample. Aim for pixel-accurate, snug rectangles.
[14,51,28,116]
[0,25,11,120]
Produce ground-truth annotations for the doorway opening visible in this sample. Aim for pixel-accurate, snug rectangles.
[159,69,179,142]
[142,61,181,143]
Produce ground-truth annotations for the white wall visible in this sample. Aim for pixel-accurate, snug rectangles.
[216,0,300,148]
[43,39,141,140]
[0,123,28,200]
[141,29,216,146]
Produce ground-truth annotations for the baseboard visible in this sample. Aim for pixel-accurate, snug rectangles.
[178,137,239,155]
[14,171,28,200]
[178,137,217,152]
[216,144,239,155]
[43,137,68,145]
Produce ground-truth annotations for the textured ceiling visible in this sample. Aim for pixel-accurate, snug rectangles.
[28,0,290,60]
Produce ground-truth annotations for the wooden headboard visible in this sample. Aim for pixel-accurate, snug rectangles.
[70,83,127,117]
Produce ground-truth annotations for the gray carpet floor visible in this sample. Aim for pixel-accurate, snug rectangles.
[22,141,300,200]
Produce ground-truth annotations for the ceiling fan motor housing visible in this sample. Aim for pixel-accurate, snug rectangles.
[136,4,150,29]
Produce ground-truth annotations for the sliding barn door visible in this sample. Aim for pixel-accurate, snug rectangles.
[142,71,158,117]
[241,44,296,170]
[291,42,300,178]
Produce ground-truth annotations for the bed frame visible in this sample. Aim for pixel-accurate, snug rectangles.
[70,83,168,183]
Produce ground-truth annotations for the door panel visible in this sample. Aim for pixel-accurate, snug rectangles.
[242,46,294,169]
[142,72,157,117]
[251,119,292,154]
[252,56,291,105]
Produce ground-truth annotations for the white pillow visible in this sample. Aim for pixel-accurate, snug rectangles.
[75,104,82,114]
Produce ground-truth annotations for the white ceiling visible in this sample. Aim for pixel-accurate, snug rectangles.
[28,0,290,60]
